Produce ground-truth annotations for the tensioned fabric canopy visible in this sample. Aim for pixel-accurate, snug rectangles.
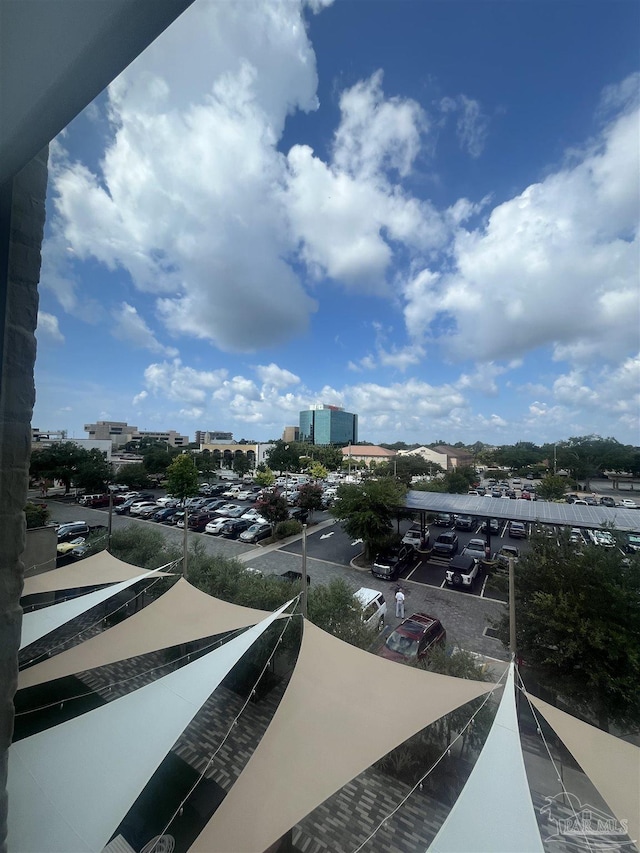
[18,578,273,689]
[21,551,171,597]
[428,663,543,852]
[528,693,640,845]
[190,620,494,853]
[20,570,163,650]
[8,600,293,853]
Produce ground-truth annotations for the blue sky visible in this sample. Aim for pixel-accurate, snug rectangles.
[34,0,640,446]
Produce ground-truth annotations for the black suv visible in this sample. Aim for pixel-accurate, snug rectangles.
[372,544,415,580]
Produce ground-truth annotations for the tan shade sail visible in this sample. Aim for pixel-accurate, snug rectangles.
[528,693,640,845]
[191,620,493,853]
[21,551,171,597]
[18,578,272,690]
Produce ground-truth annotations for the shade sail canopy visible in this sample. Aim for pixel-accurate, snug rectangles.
[191,620,492,853]
[528,693,640,845]
[429,664,543,853]
[8,600,293,852]
[20,571,164,650]
[18,578,272,689]
[22,551,171,597]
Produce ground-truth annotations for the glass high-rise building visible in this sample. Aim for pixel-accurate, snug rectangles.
[299,404,358,446]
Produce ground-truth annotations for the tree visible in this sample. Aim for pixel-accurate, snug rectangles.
[25,501,49,529]
[308,461,328,481]
[233,454,252,477]
[166,454,200,502]
[143,444,175,475]
[254,467,275,487]
[266,441,301,473]
[296,483,324,521]
[307,579,376,647]
[493,531,640,731]
[29,442,88,493]
[115,463,150,489]
[330,478,407,559]
[255,489,289,525]
[73,448,113,492]
[536,473,567,500]
[555,436,625,491]
[376,455,434,485]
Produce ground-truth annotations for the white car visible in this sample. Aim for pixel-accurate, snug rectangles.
[205,517,231,535]
[242,508,267,524]
[129,502,158,516]
[620,499,637,508]
[236,489,253,501]
[156,495,177,507]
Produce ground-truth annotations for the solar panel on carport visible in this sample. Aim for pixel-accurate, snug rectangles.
[403,491,640,532]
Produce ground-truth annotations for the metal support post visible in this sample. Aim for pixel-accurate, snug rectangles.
[508,556,516,657]
[107,489,113,551]
[183,503,189,579]
[301,524,308,618]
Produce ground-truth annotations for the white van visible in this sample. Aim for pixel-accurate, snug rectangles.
[354,588,387,631]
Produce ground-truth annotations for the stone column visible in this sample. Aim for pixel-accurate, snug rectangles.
[0,147,48,851]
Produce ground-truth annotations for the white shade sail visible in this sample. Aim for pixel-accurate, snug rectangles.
[20,570,165,650]
[428,663,544,853]
[8,599,293,853]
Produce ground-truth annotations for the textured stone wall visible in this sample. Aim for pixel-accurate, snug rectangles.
[0,147,48,851]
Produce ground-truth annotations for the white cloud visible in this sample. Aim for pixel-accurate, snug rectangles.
[143,360,228,405]
[132,390,148,406]
[47,1,321,352]
[255,363,301,389]
[403,88,640,374]
[36,311,65,344]
[112,303,178,356]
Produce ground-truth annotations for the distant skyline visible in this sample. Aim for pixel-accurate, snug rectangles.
[34,0,640,446]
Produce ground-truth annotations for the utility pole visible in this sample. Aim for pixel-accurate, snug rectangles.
[107,488,113,551]
[301,524,308,618]
[183,503,188,579]
[508,556,516,657]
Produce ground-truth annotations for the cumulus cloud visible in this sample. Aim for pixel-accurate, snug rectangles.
[36,311,65,344]
[143,360,228,405]
[112,303,178,356]
[403,87,640,373]
[255,363,301,389]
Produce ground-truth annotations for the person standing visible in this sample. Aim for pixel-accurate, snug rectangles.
[395,587,405,618]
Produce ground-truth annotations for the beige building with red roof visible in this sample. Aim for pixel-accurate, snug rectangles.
[341,445,397,465]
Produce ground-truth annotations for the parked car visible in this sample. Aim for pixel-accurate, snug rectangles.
[433,513,452,527]
[481,518,500,535]
[289,507,309,523]
[377,613,446,664]
[220,518,252,539]
[371,544,415,580]
[57,536,86,555]
[620,499,638,509]
[235,489,254,501]
[129,502,158,517]
[495,545,519,567]
[153,506,179,523]
[625,533,640,553]
[454,515,474,531]
[156,494,178,507]
[242,508,268,524]
[445,554,481,589]
[188,511,219,532]
[204,516,232,535]
[56,521,90,542]
[239,522,272,543]
[432,531,459,557]
[508,521,527,539]
[354,588,387,631]
[137,503,162,519]
[462,538,487,560]
[401,527,429,549]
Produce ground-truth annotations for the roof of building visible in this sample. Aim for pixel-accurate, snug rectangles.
[341,445,396,457]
